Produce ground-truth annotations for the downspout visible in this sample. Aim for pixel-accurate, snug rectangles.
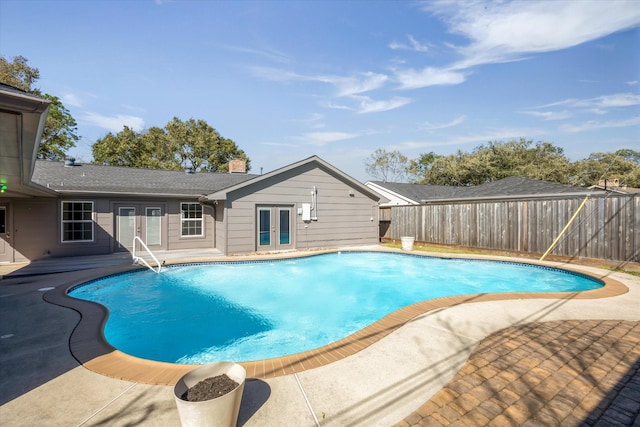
[311,186,318,221]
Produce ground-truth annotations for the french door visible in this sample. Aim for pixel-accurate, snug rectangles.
[257,206,293,251]
[115,204,164,251]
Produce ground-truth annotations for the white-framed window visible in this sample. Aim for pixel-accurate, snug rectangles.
[61,201,94,242]
[180,202,203,237]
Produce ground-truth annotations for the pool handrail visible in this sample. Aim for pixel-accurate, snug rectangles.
[132,236,162,273]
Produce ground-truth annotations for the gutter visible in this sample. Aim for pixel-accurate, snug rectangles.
[48,189,208,198]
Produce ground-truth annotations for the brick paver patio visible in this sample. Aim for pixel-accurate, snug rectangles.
[394,320,640,426]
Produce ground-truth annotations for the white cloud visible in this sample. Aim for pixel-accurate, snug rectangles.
[299,113,325,129]
[221,44,291,64]
[627,80,639,86]
[560,116,640,133]
[538,93,640,110]
[354,95,412,113]
[389,35,430,52]
[395,66,467,89]
[421,0,640,70]
[61,92,82,107]
[420,115,467,130]
[81,112,145,133]
[521,110,573,121]
[250,67,388,96]
[293,131,362,146]
[334,72,389,97]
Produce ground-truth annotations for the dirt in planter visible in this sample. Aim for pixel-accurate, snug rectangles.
[180,374,240,402]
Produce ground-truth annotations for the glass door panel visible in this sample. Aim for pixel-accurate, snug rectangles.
[258,208,271,247]
[118,207,136,249]
[279,208,291,245]
[145,207,162,246]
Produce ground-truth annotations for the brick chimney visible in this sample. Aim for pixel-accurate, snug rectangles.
[229,158,246,174]
[598,178,619,188]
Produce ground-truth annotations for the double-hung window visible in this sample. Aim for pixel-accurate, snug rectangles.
[61,201,94,242]
[180,202,203,237]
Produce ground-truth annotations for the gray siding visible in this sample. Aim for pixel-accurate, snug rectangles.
[11,198,112,261]
[7,196,215,262]
[214,205,227,255]
[224,163,379,255]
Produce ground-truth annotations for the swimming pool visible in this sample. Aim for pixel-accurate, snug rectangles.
[69,251,602,364]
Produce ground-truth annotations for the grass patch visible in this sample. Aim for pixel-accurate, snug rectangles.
[603,267,640,277]
[382,243,640,276]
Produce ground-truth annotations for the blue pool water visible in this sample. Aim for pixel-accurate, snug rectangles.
[69,252,602,363]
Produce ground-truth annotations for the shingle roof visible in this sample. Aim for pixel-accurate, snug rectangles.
[369,181,461,202]
[460,176,591,198]
[31,160,258,197]
[372,176,592,203]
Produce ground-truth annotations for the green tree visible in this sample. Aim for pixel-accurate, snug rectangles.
[39,94,80,160]
[0,55,39,90]
[570,149,640,188]
[365,148,410,182]
[92,117,251,172]
[92,126,146,167]
[411,139,573,185]
[0,55,78,160]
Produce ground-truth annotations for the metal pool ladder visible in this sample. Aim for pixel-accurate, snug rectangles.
[132,236,162,273]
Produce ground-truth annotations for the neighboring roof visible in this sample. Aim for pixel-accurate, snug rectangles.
[370,176,596,204]
[202,155,382,202]
[367,181,459,204]
[459,176,592,199]
[31,160,257,197]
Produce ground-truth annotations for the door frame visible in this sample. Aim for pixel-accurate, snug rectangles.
[0,203,12,263]
[114,203,166,252]
[256,205,294,252]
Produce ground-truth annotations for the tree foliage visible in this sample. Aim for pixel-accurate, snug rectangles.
[569,149,640,188]
[39,94,80,160]
[364,148,410,182]
[92,117,251,172]
[0,55,79,160]
[370,140,640,188]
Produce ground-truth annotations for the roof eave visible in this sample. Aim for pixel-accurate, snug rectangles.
[52,189,207,198]
[364,182,417,205]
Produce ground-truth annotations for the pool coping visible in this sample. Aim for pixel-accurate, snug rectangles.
[43,247,629,386]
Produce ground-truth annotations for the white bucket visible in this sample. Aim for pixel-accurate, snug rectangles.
[401,236,415,251]
[174,362,246,427]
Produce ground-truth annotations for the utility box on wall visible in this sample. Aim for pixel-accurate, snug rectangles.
[301,203,311,221]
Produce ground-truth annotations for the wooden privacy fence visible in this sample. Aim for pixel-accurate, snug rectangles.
[380,194,639,263]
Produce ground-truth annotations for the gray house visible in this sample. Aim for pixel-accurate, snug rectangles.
[0,85,383,263]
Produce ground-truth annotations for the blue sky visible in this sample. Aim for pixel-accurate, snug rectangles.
[2,0,639,181]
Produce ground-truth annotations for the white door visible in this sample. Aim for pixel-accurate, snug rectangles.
[115,205,164,252]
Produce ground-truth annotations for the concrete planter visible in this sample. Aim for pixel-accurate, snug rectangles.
[174,362,246,427]
[401,236,415,251]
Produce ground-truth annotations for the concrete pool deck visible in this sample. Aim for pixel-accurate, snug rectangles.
[0,246,639,426]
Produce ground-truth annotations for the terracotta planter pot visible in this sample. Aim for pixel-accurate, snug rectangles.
[174,362,246,427]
